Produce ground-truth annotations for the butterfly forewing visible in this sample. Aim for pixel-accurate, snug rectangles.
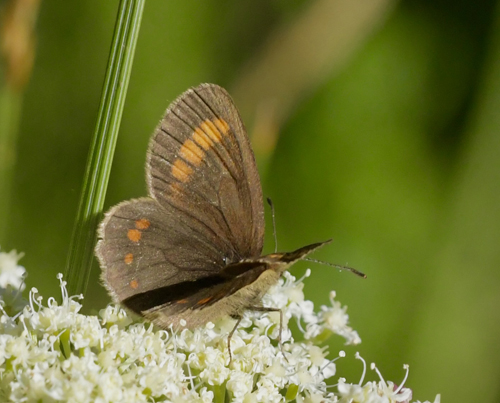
[146,84,264,260]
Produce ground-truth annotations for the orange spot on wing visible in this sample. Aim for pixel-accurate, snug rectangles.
[124,253,133,264]
[135,218,150,230]
[169,181,184,195]
[200,120,222,143]
[180,139,205,166]
[176,299,189,304]
[171,159,193,182]
[196,297,212,305]
[127,229,141,242]
[213,118,230,135]
[130,279,139,289]
[193,127,214,150]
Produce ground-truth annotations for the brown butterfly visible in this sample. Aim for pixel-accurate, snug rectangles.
[95,84,359,358]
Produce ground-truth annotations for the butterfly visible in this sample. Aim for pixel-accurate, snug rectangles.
[95,84,341,354]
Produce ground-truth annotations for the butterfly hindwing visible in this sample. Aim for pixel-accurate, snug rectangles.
[96,197,230,303]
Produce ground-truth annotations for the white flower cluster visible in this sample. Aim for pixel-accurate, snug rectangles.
[0,249,27,316]
[0,252,440,403]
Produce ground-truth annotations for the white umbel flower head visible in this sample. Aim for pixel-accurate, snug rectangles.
[0,254,439,403]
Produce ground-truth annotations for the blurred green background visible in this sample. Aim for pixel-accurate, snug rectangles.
[2,0,500,401]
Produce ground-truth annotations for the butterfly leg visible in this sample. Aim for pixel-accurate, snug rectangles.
[248,306,288,361]
[227,315,243,365]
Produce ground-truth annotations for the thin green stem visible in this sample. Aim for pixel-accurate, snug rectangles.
[0,88,22,245]
[64,0,145,297]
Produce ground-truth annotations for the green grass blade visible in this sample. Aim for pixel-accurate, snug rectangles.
[64,0,145,297]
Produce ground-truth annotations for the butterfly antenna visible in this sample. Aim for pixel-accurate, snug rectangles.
[266,197,278,253]
[303,257,367,278]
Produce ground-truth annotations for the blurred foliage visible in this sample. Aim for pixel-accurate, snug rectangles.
[1,0,500,401]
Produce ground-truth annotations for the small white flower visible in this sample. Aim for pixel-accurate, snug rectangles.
[196,346,231,385]
[70,314,104,349]
[227,370,254,401]
[337,378,366,402]
[254,377,284,403]
[301,392,329,403]
[308,344,327,366]
[0,249,25,290]
[304,290,361,344]
[97,371,124,401]
[99,304,133,328]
